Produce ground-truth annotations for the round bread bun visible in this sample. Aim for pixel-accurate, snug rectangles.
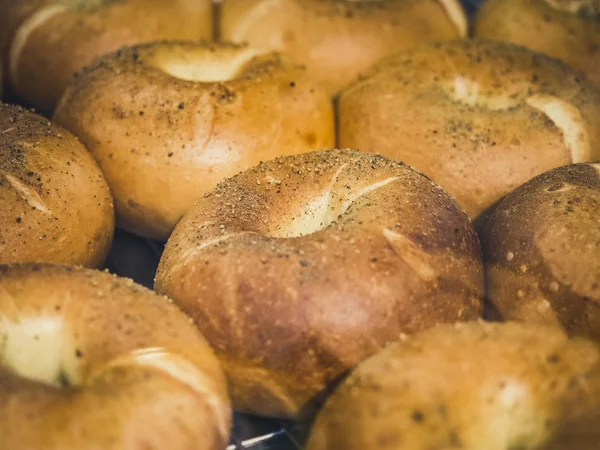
[155,149,484,419]
[220,0,467,95]
[54,41,335,241]
[474,0,600,87]
[0,103,114,267]
[0,263,230,449]
[339,39,600,225]
[306,321,600,450]
[1,0,212,113]
[482,162,600,340]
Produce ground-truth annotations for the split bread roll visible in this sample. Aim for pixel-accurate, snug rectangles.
[0,103,114,267]
[474,0,600,86]
[54,41,335,241]
[220,0,468,94]
[307,321,600,450]
[339,40,600,224]
[0,0,212,112]
[0,263,231,450]
[483,162,600,340]
[155,149,484,418]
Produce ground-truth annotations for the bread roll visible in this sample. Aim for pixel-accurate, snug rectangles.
[483,162,600,340]
[0,263,231,450]
[339,39,600,225]
[474,0,600,86]
[54,41,335,240]
[221,0,467,94]
[307,321,600,450]
[1,0,212,112]
[0,103,114,267]
[156,149,484,418]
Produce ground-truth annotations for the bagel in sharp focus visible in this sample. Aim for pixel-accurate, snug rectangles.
[474,0,600,87]
[1,0,212,112]
[155,149,484,418]
[0,103,114,267]
[0,263,231,450]
[220,0,467,95]
[54,41,335,241]
[482,162,600,340]
[306,321,600,450]
[338,39,600,225]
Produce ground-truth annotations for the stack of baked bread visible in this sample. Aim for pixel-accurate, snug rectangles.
[0,1,599,449]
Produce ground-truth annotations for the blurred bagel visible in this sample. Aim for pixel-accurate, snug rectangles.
[339,39,600,224]
[0,0,212,112]
[483,162,600,340]
[220,0,467,94]
[0,263,231,450]
[54,41,335,240]
[474,0,600,86]
[307,321,600,450]
[0,103,114,267]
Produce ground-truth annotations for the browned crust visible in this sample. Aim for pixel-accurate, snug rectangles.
[2,0,213,112]
[221,0,466,94]
[54,41,335,240]
[306,321,600,450]
[0,263,231,450]
[155,149,484,418]
[338,39,600,223]
[474,0,600,86]
[0,102,114,267]
[482,162,600,340]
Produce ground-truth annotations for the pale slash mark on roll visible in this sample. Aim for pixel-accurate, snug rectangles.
[592,162,600,176]
[2,173,52,215]
[90,348,230,441]
[226,0,281,45]
[9,4,69,89]
[448,77,589,162]
[437,0,468,37]
[544,0,600,15]
[1,127,17,135]
[382,228,437,282]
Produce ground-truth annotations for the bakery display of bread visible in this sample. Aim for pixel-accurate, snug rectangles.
[155,149,484,419]
[54,41,335,241]
[0,0,213,112]
[306,321,600,450]
[220,0,468,94]
[483,162,600,340]
[0,103,114,267]
[0,263,231,450]
[338,39,600,225]
[474,0,600,86]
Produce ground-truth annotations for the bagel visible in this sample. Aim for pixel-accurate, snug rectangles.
[0,263,231,449]
[474,0,600,87]
[1,0,212,112]
[306,321,600,450]
[338,39,600,225]
[0,103,114,267]
[220,0,468,94]
[155,149,484,418]
[482,162,600,340]
[54,41,335,241]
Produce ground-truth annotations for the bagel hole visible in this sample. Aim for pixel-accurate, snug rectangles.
[151,47,259,83]
[269,176,399,238]
[0,317,79,387]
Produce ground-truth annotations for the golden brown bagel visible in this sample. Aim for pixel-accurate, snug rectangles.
[1,0,212,112]
[0,263,231,450]
[339,39,600,225]
[0,103,113,267]
[155,149,484,418]
[54,41,335,241]
[220,0,467,94]
[482,162,600,340]
[306,321,600,450]
[474,0,600,87]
